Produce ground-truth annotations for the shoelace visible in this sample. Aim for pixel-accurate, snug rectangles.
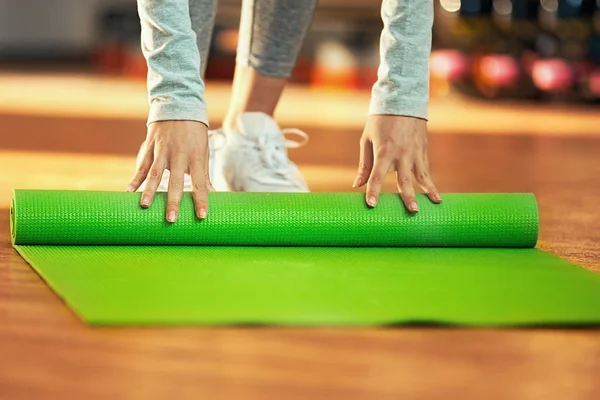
[245,128,309,185]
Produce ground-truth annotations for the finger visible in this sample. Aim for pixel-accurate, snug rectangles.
[127,150,153,192]
[140,158,166,209]
[189,161,209,219]
[165,156,187,223]
[365,153,392,208]
[396,160,419,213]
[353,138,374,188]
[414,155,442,204]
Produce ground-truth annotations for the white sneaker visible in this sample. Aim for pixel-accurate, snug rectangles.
[136,130,224,192]
[211,112,310,192]
[136,113,309,193]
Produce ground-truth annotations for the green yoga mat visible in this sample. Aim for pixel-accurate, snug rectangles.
[11,190,600,326]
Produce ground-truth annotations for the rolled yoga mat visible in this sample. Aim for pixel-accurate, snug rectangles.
[11,190,600,326]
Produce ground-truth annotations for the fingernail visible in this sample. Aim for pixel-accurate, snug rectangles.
[167,211,177,223]
[409,202,419,212]
[435,194,443,202]
[126,184,135,192]
[199,208,207,219]
[367,196,377,207]
[141,196,150,207]
[352,177,360,188]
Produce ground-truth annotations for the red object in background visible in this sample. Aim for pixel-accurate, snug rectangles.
[205,55,236,81]
[531,58,575,92]
[93,44,126,74]
[520,50,540,77]
[430,50,470,81]
[589,69,600,97]
[572,61,594,84]
[289,58,314,85]
[123,50,148,80]
[355,67,379,91]
[477,55,520,87]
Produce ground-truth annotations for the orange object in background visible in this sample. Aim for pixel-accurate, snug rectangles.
[122,51,148,80]
[310,40,358,90]
[311,64,358,90]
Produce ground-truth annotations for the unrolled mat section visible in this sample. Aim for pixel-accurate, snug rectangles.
[10,190,600,326]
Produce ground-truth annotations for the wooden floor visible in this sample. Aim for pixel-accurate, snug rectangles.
[1,106,600,399]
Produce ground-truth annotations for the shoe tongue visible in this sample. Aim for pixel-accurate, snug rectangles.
[237,112,281,141]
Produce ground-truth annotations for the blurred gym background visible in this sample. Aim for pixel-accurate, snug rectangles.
[1,0,599,102]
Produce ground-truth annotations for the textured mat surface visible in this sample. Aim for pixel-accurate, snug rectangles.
[12,191,538,247]
[11,190,600,326]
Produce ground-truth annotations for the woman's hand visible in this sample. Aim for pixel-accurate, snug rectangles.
[127,120,213,222]
[353,115,442,212]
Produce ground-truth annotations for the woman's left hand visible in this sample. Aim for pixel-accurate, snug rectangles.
[353,114,442,212]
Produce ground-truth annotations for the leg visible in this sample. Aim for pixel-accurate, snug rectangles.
[222,0,318,131]
[189,0,218,78]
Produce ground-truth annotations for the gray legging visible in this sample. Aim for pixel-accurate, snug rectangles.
[138,0,432,127]
[190,0,317,78]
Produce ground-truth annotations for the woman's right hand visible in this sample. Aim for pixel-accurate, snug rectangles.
[127,120,213,222]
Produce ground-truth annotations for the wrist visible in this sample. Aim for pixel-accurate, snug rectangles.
[148,101,209,127]
[369,91,428,121]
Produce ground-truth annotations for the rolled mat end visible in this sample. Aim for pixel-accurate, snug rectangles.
[10,190,540,248]
[10,192,17,245]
